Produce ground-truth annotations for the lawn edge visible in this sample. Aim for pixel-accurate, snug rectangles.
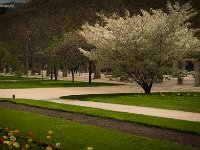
[0,98,200,135]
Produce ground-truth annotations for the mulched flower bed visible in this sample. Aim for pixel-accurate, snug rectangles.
[0,101,199,148]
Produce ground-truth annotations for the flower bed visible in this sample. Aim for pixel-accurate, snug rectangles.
[0,127,61,150]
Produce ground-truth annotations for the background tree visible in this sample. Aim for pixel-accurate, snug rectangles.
[80,2,200,93]
[43,36,64,81]
[57,32,88,83]
[0,0,199,79]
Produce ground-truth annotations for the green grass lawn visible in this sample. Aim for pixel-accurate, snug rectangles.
[1,99,200,135]
[61,93,200,113]
[0,75,28,80]
[0,75,118,88]
[0,107,196,150]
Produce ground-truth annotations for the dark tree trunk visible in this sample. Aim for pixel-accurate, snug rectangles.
[37,63,42,75]
[54,66,57,81]
[194,59,200,87]
[141,83,153,94]
[83,63,88,73]
[88,61,92,84]
[0,67,4,73]
[50,65,53,80]
[71,69,75,83]
[31,64,35,75]
[177,61,185,85]
[57,67,59,76]
[5,65,10,74]
[46,65,50,76]
[177,77,183,85]
[41,63,44,80]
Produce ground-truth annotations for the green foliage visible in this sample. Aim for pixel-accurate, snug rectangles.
[10,57,24,77]
[43,36,64,65]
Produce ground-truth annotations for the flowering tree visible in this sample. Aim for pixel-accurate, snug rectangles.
[80,2,200,93]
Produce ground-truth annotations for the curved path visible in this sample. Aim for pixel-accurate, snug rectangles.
[52,99,200,122]
[0,85,200,122]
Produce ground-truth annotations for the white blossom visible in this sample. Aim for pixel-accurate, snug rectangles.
[80,1,200,93]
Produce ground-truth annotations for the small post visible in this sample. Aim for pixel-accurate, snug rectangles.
[12,94,15,99]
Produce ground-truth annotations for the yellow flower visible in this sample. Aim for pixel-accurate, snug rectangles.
[46,146,53,150]
[3,136,8,140]
[25,144,30,149]
[8,132,13,137]
[48,131,53,135]
[56,142,61,148]
[13,142,20,148]
[47,136,51,139]
[87,147,93,150]
[28,139,33,143]
[15,130,20,134]
[10,135,16,141]
[3,141,9,145]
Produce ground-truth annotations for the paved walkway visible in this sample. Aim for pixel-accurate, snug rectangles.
[51,99,200,122]
[0,74,200,122]
[0,86,200,122]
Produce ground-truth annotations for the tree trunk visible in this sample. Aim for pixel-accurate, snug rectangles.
[79,65,82,76]
[0,67,4,73]
[71,69,75,83]
[31,64,35,75]
[46,65,50,76]
[194,59,200,87]
[50,65,53,80]
[57,67,59,76]
[93,63,101,79]
[54,66,57,81]
[37,63,42,75]
[5,65,10,74]
[177,77,183,85]
[62,66,68,77]
[83,63,88,73]
[141,83,153,94]
[88,61,92,84]
[177,61,185,85]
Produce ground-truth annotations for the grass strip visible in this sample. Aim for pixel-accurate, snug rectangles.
[61,92,200,113]
[0,79,118,89]
[0,107,196,150]
[0,98,200,135]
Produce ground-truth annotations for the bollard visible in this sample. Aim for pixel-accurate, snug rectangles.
[13,94,15,99]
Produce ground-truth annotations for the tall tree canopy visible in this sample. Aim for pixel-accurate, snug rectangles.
[80,2,200,93]
[0,0,199,77]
